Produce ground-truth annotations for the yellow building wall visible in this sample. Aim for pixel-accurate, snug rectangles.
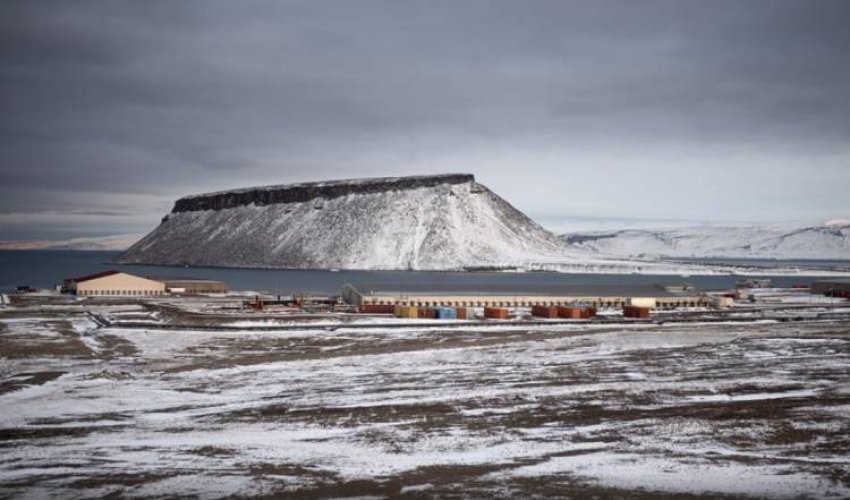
[76,273,166,296]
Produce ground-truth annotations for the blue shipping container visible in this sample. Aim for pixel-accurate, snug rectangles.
[434,307,457,319]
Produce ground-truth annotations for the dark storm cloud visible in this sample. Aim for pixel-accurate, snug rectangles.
[1,0,849,239]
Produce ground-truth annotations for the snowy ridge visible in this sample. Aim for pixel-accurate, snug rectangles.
[0,234,141,251]
[561,223,850,260]
[117,174,587,270]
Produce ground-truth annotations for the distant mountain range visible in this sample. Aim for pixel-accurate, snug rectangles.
[0,234,141,251]
[560,221,850,260]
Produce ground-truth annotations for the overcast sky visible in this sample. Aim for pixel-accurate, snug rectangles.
[2,0,849,240]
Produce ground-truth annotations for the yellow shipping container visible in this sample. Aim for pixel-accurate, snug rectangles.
[394,305,419,318]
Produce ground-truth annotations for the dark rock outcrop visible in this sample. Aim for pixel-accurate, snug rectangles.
[172,174,475,213]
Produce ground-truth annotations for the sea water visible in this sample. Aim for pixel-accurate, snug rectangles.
[1,250,847,295]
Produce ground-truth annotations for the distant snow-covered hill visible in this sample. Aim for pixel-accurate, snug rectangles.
[561,222,850,260]
[0,234,141,251]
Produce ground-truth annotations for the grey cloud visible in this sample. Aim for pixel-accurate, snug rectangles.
[1,0,849,239]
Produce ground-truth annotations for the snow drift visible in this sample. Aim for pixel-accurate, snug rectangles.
[115,174,577,270]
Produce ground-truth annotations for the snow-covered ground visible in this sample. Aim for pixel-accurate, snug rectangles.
[561,222,850,260]
[1,302,849,498]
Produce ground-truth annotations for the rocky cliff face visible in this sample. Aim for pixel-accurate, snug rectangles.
[116,174,576,270]
[171,174,475,213]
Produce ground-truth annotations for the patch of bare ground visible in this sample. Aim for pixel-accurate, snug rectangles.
[68,472,179,490]
[246,460,746,499]
[165,328,596,373]
[0,426,99,442]
[7,295,79,307]
[82,369,134,381]
[188,445,239,458]
[0,370,64,395]
[462,476,745,500]
[94,334,139,358]
[30,412,134,426]
[0,320,93,358]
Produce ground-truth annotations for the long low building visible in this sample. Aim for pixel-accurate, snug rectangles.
[150,277,228,294]
[811,279,850,297]
[65,271,166,296]
[64,271,227,296]
[342,282,710,309]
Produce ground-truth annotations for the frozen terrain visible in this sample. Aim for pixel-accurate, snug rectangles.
[1,298,849,498]
[561,221,850,260]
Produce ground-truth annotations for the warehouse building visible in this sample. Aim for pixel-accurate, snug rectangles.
[64,271,228,296]
[342,283,710,309]
[150,277,228,294]
[64,271,166,296]
[811,279,850,298]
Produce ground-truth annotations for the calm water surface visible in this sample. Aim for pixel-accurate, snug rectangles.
[1,250,847,294]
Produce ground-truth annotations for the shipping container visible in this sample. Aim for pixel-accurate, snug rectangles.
[557,306,583,319]
[359,304,395,314]
[433,307,457,319]
[455,307,476,319]
[394,305,419,318]
[623,305,651,318]
[418,307,437,319]
[531,305,558,318]
[484,307,510,319]
[581,307,597,319]
[627,297,657,308]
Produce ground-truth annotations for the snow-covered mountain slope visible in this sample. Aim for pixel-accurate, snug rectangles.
[561,223,850,260]
[116,174,586,270]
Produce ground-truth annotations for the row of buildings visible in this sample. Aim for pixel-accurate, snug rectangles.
[63,271,227,296]
[343,282,719,310]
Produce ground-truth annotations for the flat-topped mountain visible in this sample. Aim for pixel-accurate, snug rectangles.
[115,174,575,270]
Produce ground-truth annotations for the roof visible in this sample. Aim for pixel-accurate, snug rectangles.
[813,278,850,284]
[68,270,121,283]
[346,283,697,298]
[147,277,226,284]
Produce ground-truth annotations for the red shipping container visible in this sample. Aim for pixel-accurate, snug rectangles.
[557,306,582,319]
[456,307,474,319]
[623,305,651,318]
[358,304,395,314]
[531,305,558,318]
[580,307,597,319]
[484,307,510,319]
[418,307,437,319]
